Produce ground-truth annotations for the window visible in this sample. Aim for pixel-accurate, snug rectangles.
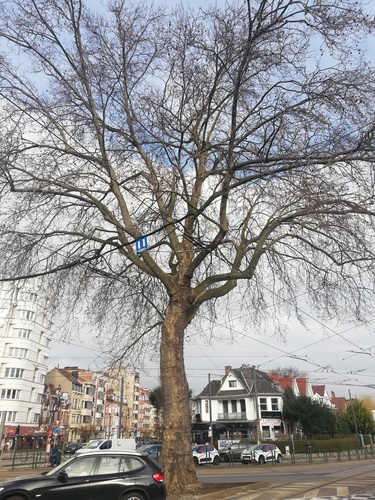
[38,374,45,384]
[18,310,35,320]
[37,393,43,403]
[1,389,20,399]
[9,347,28,358]
[97,455,121,474]
[229,380,237,387]
[64,456,96,477]
[17,329,31,339]
[205,400,209,412]
[6,411,17,422]
[271,398,279,411]
[5,368,24,378]
[259,398,267,411]
[33,413,40,423]
[45,337,51,347]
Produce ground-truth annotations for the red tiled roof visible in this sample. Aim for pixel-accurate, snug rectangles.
[312,385,325,397]
[268,373,293,391]
[296,378,307,395]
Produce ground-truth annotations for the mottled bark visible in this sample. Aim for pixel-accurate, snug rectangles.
[159,293,199,496]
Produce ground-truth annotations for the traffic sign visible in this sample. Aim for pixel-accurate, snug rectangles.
[53,425,59,435]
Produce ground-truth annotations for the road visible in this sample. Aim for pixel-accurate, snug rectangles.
[196,460,375,499]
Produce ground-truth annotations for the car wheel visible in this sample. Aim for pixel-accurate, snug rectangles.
[258,455,265,464]
[277,454,282,463]
[193,456,198,466]
[223,454,229,463]
[213,455,220,465]
[121,493,146,500]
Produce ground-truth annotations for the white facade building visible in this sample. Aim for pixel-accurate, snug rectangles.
[0,282,53,433]
[194,365,285,443]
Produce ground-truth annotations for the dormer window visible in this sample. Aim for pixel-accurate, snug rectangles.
[229,380,237,387]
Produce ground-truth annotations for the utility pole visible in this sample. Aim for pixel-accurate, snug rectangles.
[208,373,213,444]
[348,390,360,446]
[253,365,261,444]
[117,377,124,439]
[0,411,6,465]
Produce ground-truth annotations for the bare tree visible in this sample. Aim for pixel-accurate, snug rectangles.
[269,367,308,379]
[1,0,375,495]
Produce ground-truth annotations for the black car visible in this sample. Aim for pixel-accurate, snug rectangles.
[64,442,83,455]
[219,442,252,463]
[0,451,166,500]
[137,444,162,462]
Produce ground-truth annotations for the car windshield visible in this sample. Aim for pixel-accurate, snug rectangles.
[245,444,258,451]
[85,440,103,449]
[192,446,202,452]
[137,445,152,453]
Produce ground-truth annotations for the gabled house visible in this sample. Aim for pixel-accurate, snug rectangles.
[312,385,333,407]
[269,373,316,399]
[331,391,349,412]
[194,365,284,443]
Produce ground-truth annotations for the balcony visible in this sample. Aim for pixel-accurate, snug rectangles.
[217,412,247,421]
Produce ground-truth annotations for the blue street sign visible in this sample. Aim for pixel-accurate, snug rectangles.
[53,425,59,435]
[135,237,148,255]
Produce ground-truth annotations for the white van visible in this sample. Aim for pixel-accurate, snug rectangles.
[76,438,136,456]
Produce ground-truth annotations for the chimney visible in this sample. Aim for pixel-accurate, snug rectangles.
[225,366,232,374]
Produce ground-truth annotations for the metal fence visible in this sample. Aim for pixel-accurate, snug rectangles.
[217,445,375,467]
[2,449,51,469]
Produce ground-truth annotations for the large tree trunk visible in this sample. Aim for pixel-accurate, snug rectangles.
[160,293,199,497]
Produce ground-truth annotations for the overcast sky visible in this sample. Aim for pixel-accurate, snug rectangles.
[47,0,375,401]
[49,298,375,399]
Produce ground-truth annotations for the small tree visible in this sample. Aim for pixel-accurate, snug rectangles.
[149,386,164,441]
[282,387,300,434]
[345,399,375,435]
[283,389,336,438]
[336,411,352,436]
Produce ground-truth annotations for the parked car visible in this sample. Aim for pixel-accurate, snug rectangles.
[136,440,160,449]
[0,451,166,500]
[137,444,162,462]
[241,443,283,464]
[192,444,220,466]
[75,438,136,455]
[219,442,252,462]
[64,442,83,455]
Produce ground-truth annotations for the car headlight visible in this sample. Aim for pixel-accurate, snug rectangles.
[0,487,4,492]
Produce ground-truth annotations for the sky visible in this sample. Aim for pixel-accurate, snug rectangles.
[46,0,375,401]
[48,302,375,400]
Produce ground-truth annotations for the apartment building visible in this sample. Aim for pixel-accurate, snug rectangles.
[43,366,152,442]
[45,367,84,442]
[105,368,141,438]
[137,388,154,438]
[0,281,53,436]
